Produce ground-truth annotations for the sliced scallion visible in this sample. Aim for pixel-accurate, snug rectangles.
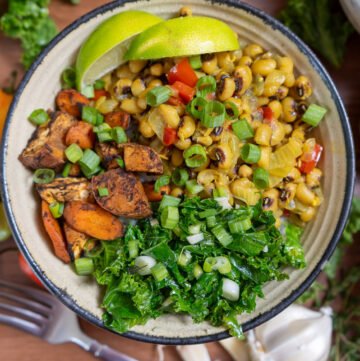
[206,215,217,228]
[159,195,181,210]
[186,233,204,244]
[33,168,55,184]
[28,109,49,126]
[232,119,254,140]
[116,157,125,168]
[177,250,192,267]
[79,149,101,173]
[151,262,169,282]
[94,79,105,90]
[160,206,179,229]
[189,224,201,235]
[134,256,156,276]
[203,256,231,274]
[61,67,76,89]
[98,187,109,197]
[241,143,261,164]
[201,100,225,128]
[189,55,202,69]
[228,218,252,234]
[81,85,94,99]
[49,202,64,219]
[222,278,240,301]
[65,143,83,163]
[111,126,127,144]
[253,167,269,189]
[97,131,113,143]
[171,168,189,187]
[193,263,204,279]
[75,258,94,276]
[62,163,71,177]
[128,240,138,258]
[211,225,233,247]
[213,187,228,198]
[196,75,216,97]
[183,144,207,168]
[146,86,171,107]
[185,180,204,195]
[154,175,170,193]
[224,101,239,120]
[188,97,207,119]
[198,209,217,219]
[93,123,111,133]
[302,104,327,127]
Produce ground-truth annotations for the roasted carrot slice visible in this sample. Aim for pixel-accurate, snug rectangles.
[63,201,124,240]
[41,201,70,263]
[55,89,89,118]
[65,121,95,149]
[143,183,170,202]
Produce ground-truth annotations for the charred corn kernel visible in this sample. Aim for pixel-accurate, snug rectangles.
[257,96,269,106]
[243,43,263,58]
[268,100,282,119]
[131,78,146,96]
[292,75,312,100]
[116,64,135,79]
[279,183,297,206]
[171,148,184,166]
[211,144,233,169]
[286,167,302,182]
[237,55,253,67]
[148,79,163,88]
[158,104,180,128]
[306,168,322,188]
[292,126,305,141]
[254,124,272,145]
[238,164,253,178]
[296,183,315,206]
[252,74,265,96]
[251,58,277,76]
[96,98,118,114]
[241,112,252,124]
[271,120,285,146]
[179,6,192,16]
[120,98,142,114]
[300,207,316,222]
[262,189,279,212]
[175,138,191,150]
[196,135,213,146]
[171,187,184,197]
[137,94,148,110]
[283,123,293,135]
[112,78,132,99]
[202,56,218,74]
[178,115,196,139]
[251,120,262,130]
[150,63,163,77]
[217,77,236,101]
[139,119,155,138]
[234,65,252,95]
[277,86,289,100]
[257,146,271,169]
[217,52,235,73]
[128,60,147,74]
[263,70,286,97]
[281,97,297,122]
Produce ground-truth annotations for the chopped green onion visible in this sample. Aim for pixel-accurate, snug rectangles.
[128,240,138,258]
[193,263,203,279]
[211,225,233,247]
[28,109,49,126]
[189,55,202,69]
[189,224,201,235]
[146,86,171,107]
[196,75,216,97]
[81,164,102,179]
[224,101,239,120]
[253,167,269,189]
[79,149,101,173]
[116,157,125,168]
[206,215,217,228]
[96,112,104,125]
[33,168,55,184]
[228,218,252,234]
[135,256,156,275]
[111,126,127,144]
[160,206,179,229]
[232,119,254,140]
[241,143,261,164]
[93,123,111,133]
[154,175,170,193]
[199,209,217,219]
[213,187,228,198]
[185,180,204,194]
[171,168,189,186]
[65,143,83,163]
[201,100,225,128]
[98,187,109,197]
[49,202,64,219]
[62,163,71,177]
[188,97,207,119]
[222,278,239,301]
[75,258,94,276]
[82,106,101,125]
[203,256,231,274]
[186,233,204,244]
[97,131,113,143]
[302,104,327,127]
[177,250,192,267]
[81,85,94,98]
[94,79,105,90]
[159,195,181,210]
[61,67,76,89]
[183,144,207,168]
[151,262,169,282]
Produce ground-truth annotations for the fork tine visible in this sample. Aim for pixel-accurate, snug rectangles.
[0,313,42,336]
[0,302,48,324]
[0,291,50,315]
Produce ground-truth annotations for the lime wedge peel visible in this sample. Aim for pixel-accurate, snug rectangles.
[124,16,239,61]
[76,10,163,92]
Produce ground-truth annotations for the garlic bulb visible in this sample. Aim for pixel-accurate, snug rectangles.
[248,305,332,361]
[176,344,210,361]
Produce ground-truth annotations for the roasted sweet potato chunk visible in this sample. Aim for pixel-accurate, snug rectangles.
[105,111,131,129]
[123,144,163,174]
[65,121,95,149]
[95,142,121,169]
[63,223,94,260]
[92,168,152,219]
[36,177,92,204]
[56,89,89,118]
[41,201,70,263]
[64,201,124,241]
[19,112,76,170]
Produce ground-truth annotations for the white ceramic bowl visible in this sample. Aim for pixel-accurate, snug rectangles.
[1,0,355,344]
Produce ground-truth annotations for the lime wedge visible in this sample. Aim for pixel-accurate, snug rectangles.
[124,16,239,61]
[76,10,162,92]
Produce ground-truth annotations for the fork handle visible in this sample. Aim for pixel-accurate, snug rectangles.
[89,340,138,361]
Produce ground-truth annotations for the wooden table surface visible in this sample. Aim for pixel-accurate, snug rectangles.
[0,1,359,361]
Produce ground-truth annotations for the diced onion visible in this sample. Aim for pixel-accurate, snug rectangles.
[222,278,240,301]
[134,256,156,276]
[189,224,201,235]
[214,197,232,210]
[187,233,204,245]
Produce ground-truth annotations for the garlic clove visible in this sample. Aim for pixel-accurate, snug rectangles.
[176,344,211,361]
[220,338,251,361]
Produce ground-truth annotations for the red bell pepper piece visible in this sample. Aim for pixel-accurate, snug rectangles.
[166,96,184,106]
[262,106,274,124]
[167,58,198,87]
[300,143,323,174]
[163,127,178,146]
[92,89,109,101]
[171,81,195,104]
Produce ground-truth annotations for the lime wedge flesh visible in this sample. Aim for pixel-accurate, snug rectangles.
[76,10,162,91]
[124,16,239,60]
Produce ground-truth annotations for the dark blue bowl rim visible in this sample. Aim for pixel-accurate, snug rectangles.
[0,0,355,346]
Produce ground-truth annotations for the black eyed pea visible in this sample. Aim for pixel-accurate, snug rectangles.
[179,6,192,16]
[158,104,180,128]
[177,115,196,139]
[128,60,147,74]
[263,70,286,97]
[306,168,322,188]
[171,187,184,197]
[270,120,285,146]
[254,124,272,146]
[131,78,146,97]
[276,86,289,100]
[116,64,136,79]
[112,78,132,100]
[300,207,316,222]
[238,164,253,178]
[211,144,233,169]
[139,119,155,138]
[149,63,164,77]
[268,100,282,119]
[120,98,142,115]
[201,54,218,75]
[217,52,236,73]
[217,76,236,101]
[233,65,252,95]
[243,43,264,58]
[262,189,279,212]
[175,138,192,150]
[251,58,277,76]
[237,55,253,67]
[281,97,298,122]
[291,75,312,100]
[295,183,316,206]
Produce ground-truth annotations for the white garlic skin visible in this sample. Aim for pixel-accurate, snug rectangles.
[248,305,332,361]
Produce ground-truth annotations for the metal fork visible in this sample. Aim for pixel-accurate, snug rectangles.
[0,280,138,361]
